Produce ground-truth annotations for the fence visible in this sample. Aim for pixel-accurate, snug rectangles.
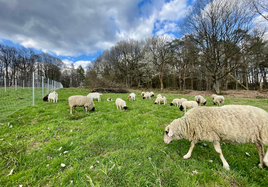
[0,72,63,122]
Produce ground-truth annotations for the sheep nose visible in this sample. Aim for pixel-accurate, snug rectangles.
[92,107,95,111]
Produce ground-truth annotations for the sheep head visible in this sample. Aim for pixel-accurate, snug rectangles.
[164,125,174,144]
[170,103,173,106]
[179,105,184,111]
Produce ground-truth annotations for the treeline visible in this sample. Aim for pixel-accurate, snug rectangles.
[85,0,268,93]
[0,44,85,88]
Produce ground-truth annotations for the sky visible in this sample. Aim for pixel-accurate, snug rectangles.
[0,0,267,70]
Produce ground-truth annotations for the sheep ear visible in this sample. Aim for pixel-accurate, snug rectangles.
[168,129,173,137]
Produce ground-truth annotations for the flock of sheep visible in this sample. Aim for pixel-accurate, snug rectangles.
[43,90,268,170]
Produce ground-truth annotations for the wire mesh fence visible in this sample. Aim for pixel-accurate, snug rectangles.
[0,72,63,122]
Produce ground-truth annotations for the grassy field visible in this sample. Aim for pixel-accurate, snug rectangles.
[0,88,268,186]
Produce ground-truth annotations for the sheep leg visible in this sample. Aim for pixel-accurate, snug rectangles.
[183,140,198,159]
[70,107,72,114]
[263,146,268,167]
[213,141,230,170]
[74,106,78,113]
[254,143,265,168]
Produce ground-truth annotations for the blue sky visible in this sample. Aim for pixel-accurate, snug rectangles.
[3,0,266,70]
[0,0,196,69]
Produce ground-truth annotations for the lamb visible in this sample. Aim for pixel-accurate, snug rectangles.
[68,95,95,114]
[213,96,224,106]
[157,94,162,98]
[143,92,151,99]
[141,92,145,97]
[115,98,128,110]
[150,92,154,97]
[170,99,181,107]
[164,105,268,170]
[127,93,136,101]
[48,91,58,103]
[211,94,218,100]
[179,101,198,114]
[154,96,167,105]
[195,95,207,106]
[87,93,102,102]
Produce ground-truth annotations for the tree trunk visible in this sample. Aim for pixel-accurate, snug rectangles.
[159,75,163,90]
[213,79,220,94]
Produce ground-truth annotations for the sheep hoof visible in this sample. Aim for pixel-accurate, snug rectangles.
[223,165,230,170]
[183,154,191,159]
[258,163,264,168]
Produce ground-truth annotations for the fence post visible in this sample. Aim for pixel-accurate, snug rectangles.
[42,76,44,98]
[32,72,34,105]
[47,78,49,94]
[15,78,17,91]
[4,78,6,92]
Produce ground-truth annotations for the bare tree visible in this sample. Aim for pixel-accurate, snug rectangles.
[181,0,255,93]
[250,0,268,21]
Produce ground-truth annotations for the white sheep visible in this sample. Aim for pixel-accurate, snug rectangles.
[115,98,128,110]
[127,93,136,101]
[195,95,207,106]
[154,96,167,105]
[170,99,181,107]
[211,94,218,100]
[68,95,95,114]
[213,96,224,106]
[150,92,154,97]
[141,92,145,97]
[48,91,58,103]
[164,105,268,170]
[87,93,102,102]
[143,92,151,99]
[179,101,198,114]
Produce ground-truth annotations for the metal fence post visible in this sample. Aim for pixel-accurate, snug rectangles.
[4,78,6,92]
[47,78,49,94]
[42,76,44,98]
[32,72,34,105]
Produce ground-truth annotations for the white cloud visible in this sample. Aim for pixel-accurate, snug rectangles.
[158,0,188,22]
[62,59,91,69]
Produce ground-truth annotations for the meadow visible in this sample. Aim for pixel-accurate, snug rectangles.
[0,88,268,186]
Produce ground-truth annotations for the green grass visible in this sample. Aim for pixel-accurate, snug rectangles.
[0,88,268,186]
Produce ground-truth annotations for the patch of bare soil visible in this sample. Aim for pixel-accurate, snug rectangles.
[187,89,268,99]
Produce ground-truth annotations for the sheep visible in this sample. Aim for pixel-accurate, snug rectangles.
[213,96,224,106]
[154,96,167,105]
[68,95,95,114]
[115,98,128,110]
[179,101,198,114]
[127,93,136,101]
[48,91,58,103]
[87,93,102,102]
[170,99,181,107]
[141,92,145,97]
[211,94,218,100]
[195,95,207,106]
[143,92,151,99]
[43,94,49,101]
[164,105,268,170]
[150,92,154,97]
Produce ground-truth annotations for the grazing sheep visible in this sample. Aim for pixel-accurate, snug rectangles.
[43,94,49,101]
[154,96,167,105]
[211,94,218,101]
[48,91,58,103]
[150,92,154,97]
[170,99,181,107]
[143,92,151,99]
[164,105,268,170]
[213,96,224,106]
[87,93,102,102]
[179,101,198,114]
[127,93,136,101]
[195,95,207,106]
[141,92,145,97]
[68,95,95,114]
[115,98,128,110]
